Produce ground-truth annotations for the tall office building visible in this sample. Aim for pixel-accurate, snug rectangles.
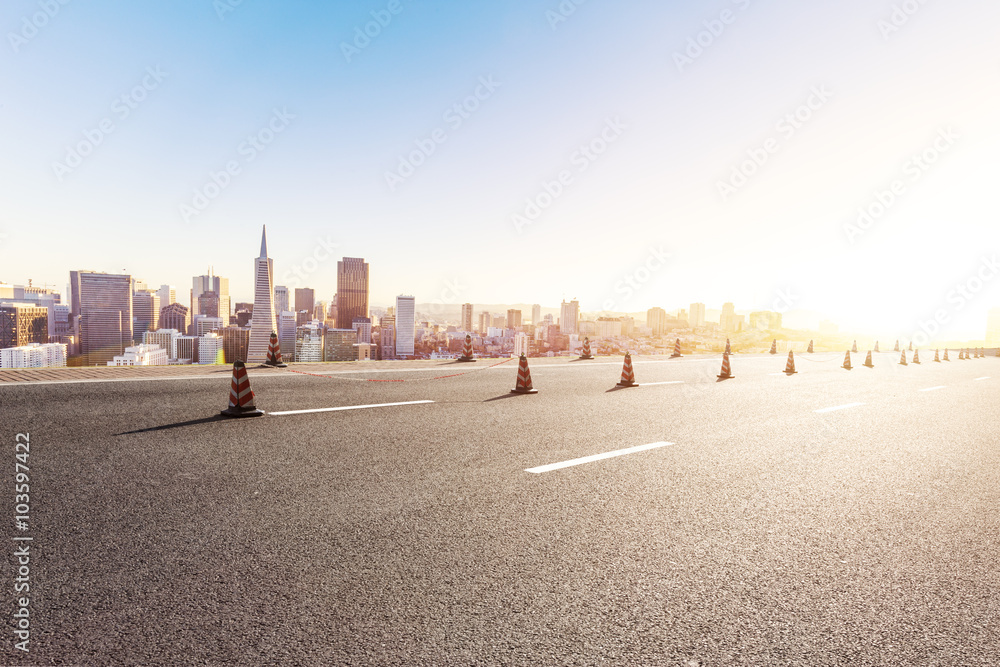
[506,309,522,329]
[560,299,580,334]
[336,258,369,329]
[157,285,176,308]
[478,311,491,334]
[461,303,474,333]
[987,308,1000,346]
[132,289,160,334]
[689,302,706,328]
[69,271,134,366]
[720,302,736,333]
[395,295,415,357]
[278,311,296,362]
[380,315,395,359]
[0,304,49,349]
[247,227,278,364]
[531,304,541,326]
[197,291,220,318]
[646,307,667,336]
[273,285,289,315]
[158,303,190,334]
[295,288,315,325]
[191,271,230,320]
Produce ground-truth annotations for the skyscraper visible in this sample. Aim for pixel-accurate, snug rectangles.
[132,289,160,335]
[531,304,541,325]
[689,302,706,328]
[461,303,474,333]
[478,311,491,334]
[336,257,369,329]
[273,285,289,315]
[395,295,415,357]
[380,315,396,359]
[560,299,579,334]
[646,307,667,336]
[191,271,230,320]
[247,227,278,364]
[158,302,190,333]
[294,287,314,325]
[69,271,133,366]
[506,309,522,329]
[156,285,176,308]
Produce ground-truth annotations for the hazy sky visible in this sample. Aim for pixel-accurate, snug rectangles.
[2,0,998,338]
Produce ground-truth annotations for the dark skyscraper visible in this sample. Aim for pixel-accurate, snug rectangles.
[336,257,369,329]
[294,288,315,324]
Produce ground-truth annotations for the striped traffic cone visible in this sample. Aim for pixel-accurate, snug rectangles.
[261,331,287,368]
[221,361,264,418]
[717,352,734,380]
[874,341,880,353]
[579,337,594,360]
[670,338,682,358]
[933,349,940,362]
[617,353,638,388]
[842,350,852,370]
[912,349,921,364]
[943,348,950,361]
[458,334,476,362]
[725,338,732,355]
[510,354,537,394]
[959,348,966,360]
[863,350,874,368]
[769,339,777,355]
[783,351,797,375]
[978,348,984,358]
[894,340,900,352]
[899,350,908,366]
[852,340,858,353]
[807,340,814,353]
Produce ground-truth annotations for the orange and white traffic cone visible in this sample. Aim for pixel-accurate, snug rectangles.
[579,337,594,360]
[717,352,734,380]
[874,341,880,353]
[510,354,537,394]
[784,350,797,375]
[863,350,874,368]
[843,350,853,370]
[933,349,940,362]
[943,348,950,361]
[894,340,900,352]
[458,334,476,362]
[959,349,966,360]
[769,339,777,354]
[261,331,287,368]
[725,338,732,355]
[912,349,921,364]
[221,361,264,418]
[899,350,908,366]
[852,340,858,353]
[807,339,814,353]
[617,352,638,387]
[670,338,682,358]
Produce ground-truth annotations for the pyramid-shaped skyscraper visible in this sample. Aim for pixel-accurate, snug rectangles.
[247,225,278,364]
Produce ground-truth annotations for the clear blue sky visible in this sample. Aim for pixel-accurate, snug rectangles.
[2,0,998,338]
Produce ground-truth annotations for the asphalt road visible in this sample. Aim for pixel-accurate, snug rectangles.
[2,351,998,665]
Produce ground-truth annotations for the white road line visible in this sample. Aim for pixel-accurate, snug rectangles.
[526,441,673,474]
[639,381,685,386]
[814,402,865,414]
[974,377,991,381]
[267,400,434,416]
[919,386,948,392]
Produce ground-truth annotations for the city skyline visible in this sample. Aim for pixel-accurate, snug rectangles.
[2,1,998,339]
